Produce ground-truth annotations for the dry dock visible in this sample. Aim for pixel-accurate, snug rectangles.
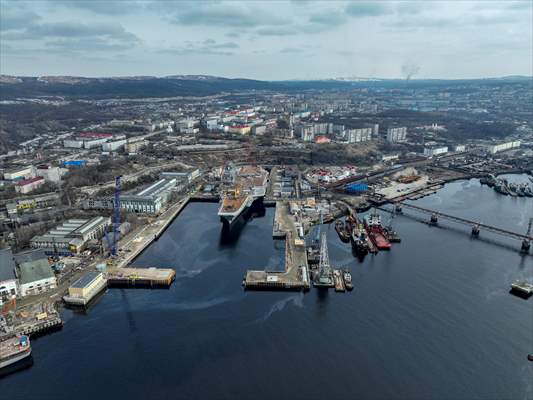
[244,202,310,291]
[107,267,176,288]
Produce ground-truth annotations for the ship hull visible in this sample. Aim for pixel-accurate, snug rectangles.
[0,348,31,370]
[219,195,263,230]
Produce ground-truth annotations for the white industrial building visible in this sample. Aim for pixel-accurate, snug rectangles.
[487,141,520,154]
[15,249,57,297]
[84,178,176,214]
[30,217,110,255]
[3,165,35,181]
[0,248,19,306]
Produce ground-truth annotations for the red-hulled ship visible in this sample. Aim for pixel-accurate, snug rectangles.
[364,212,391,250]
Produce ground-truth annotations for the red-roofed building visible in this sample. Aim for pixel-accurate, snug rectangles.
[15,176,45,194]
[78,132,113,139]
[315,136,331,144]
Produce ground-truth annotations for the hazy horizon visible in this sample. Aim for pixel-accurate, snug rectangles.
[1,1,532,80]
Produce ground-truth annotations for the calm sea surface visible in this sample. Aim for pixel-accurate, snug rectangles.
[1,176,532,400]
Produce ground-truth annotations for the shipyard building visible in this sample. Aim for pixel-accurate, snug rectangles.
[30,217,110,255]
[84,178,177,214]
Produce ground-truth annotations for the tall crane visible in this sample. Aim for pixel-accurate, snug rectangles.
[111,176,122,257]
[314,233,333,286]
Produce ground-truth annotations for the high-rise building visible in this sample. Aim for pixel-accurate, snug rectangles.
[386,127,407,143]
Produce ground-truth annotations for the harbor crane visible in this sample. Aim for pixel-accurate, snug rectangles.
[104,176,122,257]
[314,233,333,287]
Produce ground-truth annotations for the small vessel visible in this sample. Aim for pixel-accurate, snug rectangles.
[510,281,533,298]
[364,212,392,250]
[342,270,353,290]
[0,335,31,370]
[335,219,350,243]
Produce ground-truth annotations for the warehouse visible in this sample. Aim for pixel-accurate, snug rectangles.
[15,249,57,297]
[30,217,110,255]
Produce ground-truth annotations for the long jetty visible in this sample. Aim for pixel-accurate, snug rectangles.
[115,196,190,268]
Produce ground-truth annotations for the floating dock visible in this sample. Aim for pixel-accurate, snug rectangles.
[510,281,533,298]
[107,267,176,288]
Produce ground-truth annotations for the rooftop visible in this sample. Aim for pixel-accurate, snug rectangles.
[0,248,17,282]
[71,271,102,289]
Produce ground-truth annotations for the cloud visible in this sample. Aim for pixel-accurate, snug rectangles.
[0,6,41,31]
[171,3,288,28]
[157,39,239,56]
[308,12,347,26]
[256,26,298,36]
[279,47,306,54]
[5,21,139,42]
[345,1,392,17]
[51,0,144,15]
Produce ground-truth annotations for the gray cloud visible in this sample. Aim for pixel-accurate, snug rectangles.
[256,26,298,36]
[4,21,139,42]
[0,6,41,31]
[51,0,143,15]
[171,4,288,27]
[345,1,392,17]
[308,12,347,26]
[157,39,239,56]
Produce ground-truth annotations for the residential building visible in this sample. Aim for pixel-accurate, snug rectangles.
[346,127,373,143]
[424,146,449,157]
[386,127,407,143]
[102,139,127,152]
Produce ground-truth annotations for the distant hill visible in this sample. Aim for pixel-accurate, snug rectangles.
[0,74,529,100]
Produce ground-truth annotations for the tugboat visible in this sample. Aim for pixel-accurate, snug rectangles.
[364,211,392,250]
[343,270,353,290]
[335,219,350,243]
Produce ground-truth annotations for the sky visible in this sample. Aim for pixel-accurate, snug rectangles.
[0,0,532,80]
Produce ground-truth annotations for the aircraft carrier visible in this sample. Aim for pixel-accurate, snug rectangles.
[218,166,269,229]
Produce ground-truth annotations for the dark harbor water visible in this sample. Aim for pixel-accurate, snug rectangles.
[2,177,532,400]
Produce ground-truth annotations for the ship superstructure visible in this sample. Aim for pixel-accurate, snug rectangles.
[218,166,269,228]
[0,335,31,369]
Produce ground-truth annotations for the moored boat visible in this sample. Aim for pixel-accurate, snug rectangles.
[0,335,31,370]
[343,270,353,290]
[364,212,392,250]
[335,219,350,243]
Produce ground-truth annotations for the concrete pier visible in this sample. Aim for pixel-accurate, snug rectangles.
[245,202,310,291]
[114,197,190,268]
[107,267,176,288]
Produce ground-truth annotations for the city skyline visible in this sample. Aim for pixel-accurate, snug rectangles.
[1,0,532,80]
